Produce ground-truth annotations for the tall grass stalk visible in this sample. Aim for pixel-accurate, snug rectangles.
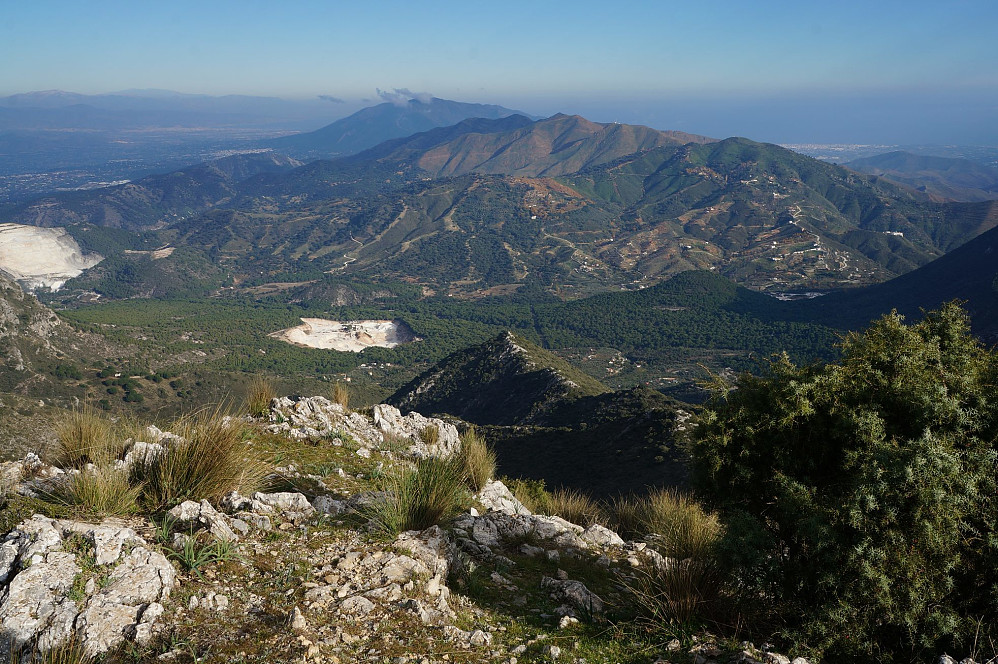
[618,489,724,625]
[245,376,277,417]
[332,382,350,410]
[53,405,116,467]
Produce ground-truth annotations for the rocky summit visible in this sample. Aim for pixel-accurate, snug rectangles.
[0,394,813,664]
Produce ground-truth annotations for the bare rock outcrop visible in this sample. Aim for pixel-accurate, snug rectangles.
[371,404,460,458]
[0,515,175,660]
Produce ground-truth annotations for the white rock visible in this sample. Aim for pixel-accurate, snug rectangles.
[0,517,174,660]
[252,491,314,513]
[339,596,375,615]
[477,480,531,515]
[580,524,625,548]
[290,606,307,631]
[372,404,461,458]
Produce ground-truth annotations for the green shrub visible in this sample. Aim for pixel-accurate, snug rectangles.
[366,457,468,537]
[458,427,496,492]
[691,303,998,660]
[141,407,268,507]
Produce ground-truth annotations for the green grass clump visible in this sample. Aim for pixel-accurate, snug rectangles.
[618,489,723,626]
[366,457,469,537]
[169,534,243,580]
[244,376,277,417]
[141,407,268,507]
[53,464,142,516]
[53,405,116,467]
[505,477,551,514]
[458,427,496,493]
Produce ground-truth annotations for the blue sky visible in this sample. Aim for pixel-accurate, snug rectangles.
[2,0,997,143]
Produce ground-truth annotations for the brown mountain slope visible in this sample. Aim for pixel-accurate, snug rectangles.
[373,114,714,178]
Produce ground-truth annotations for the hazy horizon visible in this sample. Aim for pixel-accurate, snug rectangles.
[3,0,997,145]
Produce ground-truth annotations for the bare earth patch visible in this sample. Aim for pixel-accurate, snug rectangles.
[0,223,103,291]
[269,318,416,352]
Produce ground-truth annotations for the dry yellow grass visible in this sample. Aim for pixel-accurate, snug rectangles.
[331,382,350,410]
[142,406,269,507]
[245,376,277,417]
[53,404,115,468]
[458,427,496,492]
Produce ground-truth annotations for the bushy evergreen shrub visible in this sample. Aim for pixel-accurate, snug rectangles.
[691,303,998,660]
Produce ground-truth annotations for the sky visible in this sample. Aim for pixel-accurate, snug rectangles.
[2,0,997,144]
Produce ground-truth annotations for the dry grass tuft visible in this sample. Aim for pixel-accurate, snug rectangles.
[245,376,277,418]
[53,405,117,468]
[331,382,350,410]
[605,494,646,541]
[53,464,142,516]
[419,424,439,447]
[544,487,604,527]
[458,427,496,493]
[141,406,268,507]
[11,638,91,664]
[618,488,724,625]
[366,457,468,537]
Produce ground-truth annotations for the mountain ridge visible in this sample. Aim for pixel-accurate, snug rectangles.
[845,150,998,202]
[389,330,609,426]
[267,97,533,158]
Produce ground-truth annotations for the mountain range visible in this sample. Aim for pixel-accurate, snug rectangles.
[845,150,998,202]
[267,97,533,158]
[8,111,998,298]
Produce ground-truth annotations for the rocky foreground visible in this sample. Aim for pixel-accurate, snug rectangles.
[0,396,971,663]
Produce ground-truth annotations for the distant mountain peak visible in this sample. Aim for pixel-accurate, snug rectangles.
[388,331,608,426]
[268,96,534,158]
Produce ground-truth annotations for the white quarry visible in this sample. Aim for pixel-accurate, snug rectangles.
[270,318,414,352]
[0,223,103,291]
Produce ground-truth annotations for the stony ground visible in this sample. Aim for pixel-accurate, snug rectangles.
[0,396,821,664]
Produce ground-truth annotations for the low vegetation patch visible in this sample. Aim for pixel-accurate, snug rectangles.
[142,407,268,508]
[365,456,468,536]
[457,426,495,492]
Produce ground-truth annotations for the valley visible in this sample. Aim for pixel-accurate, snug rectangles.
[2,88,998,664]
